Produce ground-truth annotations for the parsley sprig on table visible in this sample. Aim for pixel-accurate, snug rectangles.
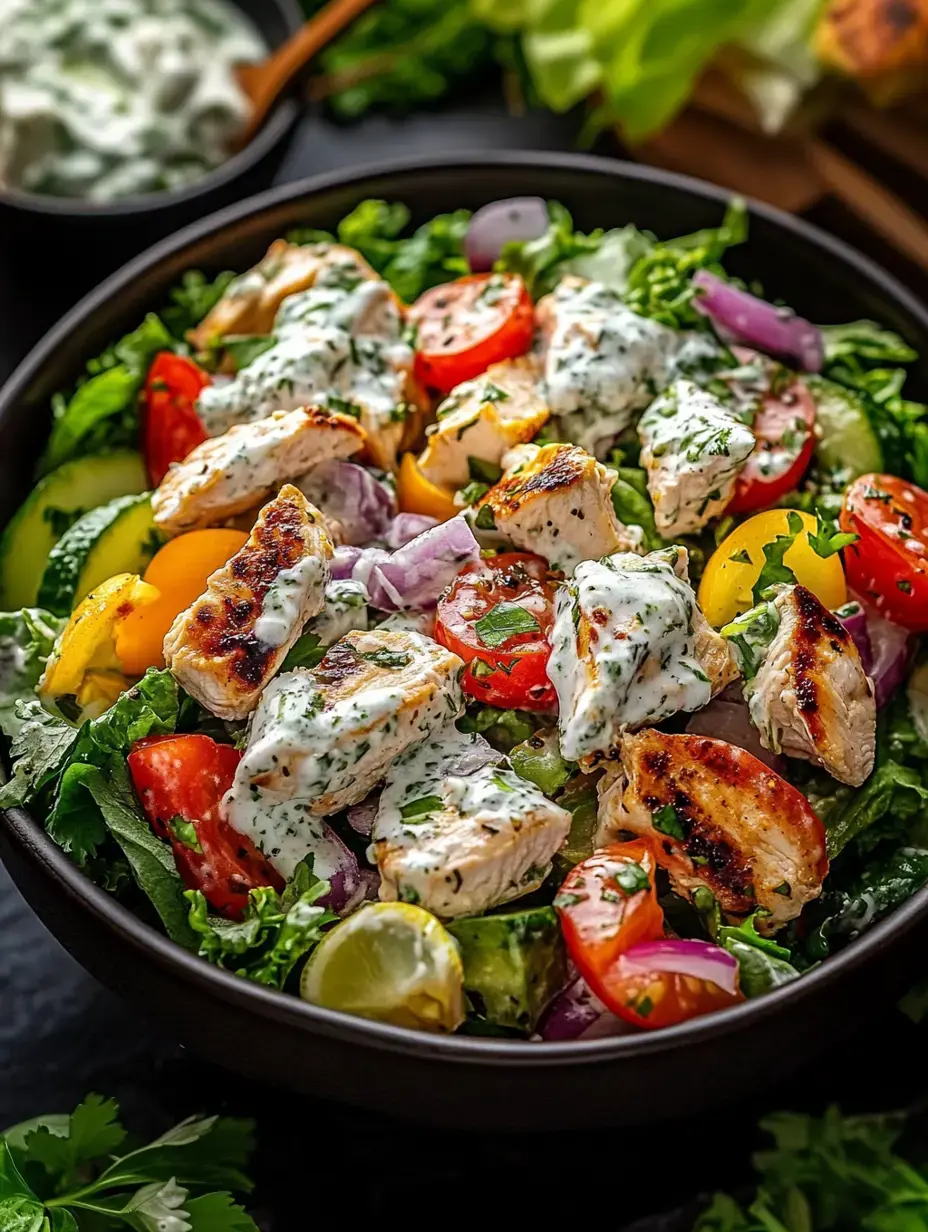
[1,1093,258,1230]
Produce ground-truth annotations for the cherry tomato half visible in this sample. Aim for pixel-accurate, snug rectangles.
[726,376,816,514]
[602,947,743,1030]
[128,733,282,919]
[435,552,557,710]
[840,473,928,632]
[408,273,535,395]
[143,352,210,487]
[554,840,664,1000]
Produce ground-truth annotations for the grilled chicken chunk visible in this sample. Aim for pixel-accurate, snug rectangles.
[535,276,716,458]
[598,729,828,931]
[152,406,365,534]
[728,584,876,786]
[163,486,332,721]
[476,442,642,575]
[223,630,464,873]
[195,255,425,470]
[188,240,380,350]
[417,357,550,490]
[372,727,570,918]
[547,546,738,765]
[638,378,756,538]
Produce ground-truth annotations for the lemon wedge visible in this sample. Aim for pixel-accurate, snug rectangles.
[300,902,464,1033]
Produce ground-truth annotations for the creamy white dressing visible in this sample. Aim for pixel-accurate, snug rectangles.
[638,378,756,537]
[376,609,437,638]
[306,579,370,646]
[542,278,718,458]
[0,0,263,201]
[196,263,413,439]
[253,554,328,650]
[547,548,713,762]
[223,631,464,866]
[372,725,569,914]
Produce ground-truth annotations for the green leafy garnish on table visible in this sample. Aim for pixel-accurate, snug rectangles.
[2,1093,258,1230]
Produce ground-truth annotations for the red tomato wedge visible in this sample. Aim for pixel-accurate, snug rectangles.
[840,473,928,632]
[128,733,282,919]
[600,943,743,1030]
[554,841,664,999]
[434,552,556,710]
[408,273,535,394]
[726,376,816,514]
[143,352,210,487]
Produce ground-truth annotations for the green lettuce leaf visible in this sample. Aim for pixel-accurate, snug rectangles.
[457,705,537,752]
[0,609,64,739]
[161,270,236,339]
[0,701,79,810]
[186,857,336,989]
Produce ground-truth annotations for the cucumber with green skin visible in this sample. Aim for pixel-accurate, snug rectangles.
[37,492,160,616]
[0,451,147,610]
[448,906,567,1033]
[806,375,883,479]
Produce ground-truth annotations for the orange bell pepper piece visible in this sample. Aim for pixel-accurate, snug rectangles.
[397,451,458,522]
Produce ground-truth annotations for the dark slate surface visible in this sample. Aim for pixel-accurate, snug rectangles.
[2,89,927,1226]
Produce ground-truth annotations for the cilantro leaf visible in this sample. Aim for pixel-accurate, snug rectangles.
[808,510,858,559]
[474,601,540,649]
[95,1116,255,1194]
[751,510,803,603]
[0,701,78,810]
[0,609,65,740]
[186,858,335,990]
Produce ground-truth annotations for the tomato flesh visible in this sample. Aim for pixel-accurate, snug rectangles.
[128,733,282,918]
[408,273,534,395]
[601,957,743,1030]
[554,841,664,997]
[434,552,556,710]
[840,473,928,632]
[143,352,210,487]
[726,375,816,514]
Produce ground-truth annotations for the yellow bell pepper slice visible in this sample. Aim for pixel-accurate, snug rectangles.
[699,509,847,628]
[114,528,248,676]
[397,452,458,522]
[40,573,159,703]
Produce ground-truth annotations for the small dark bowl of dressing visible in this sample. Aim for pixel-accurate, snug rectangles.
[0,0,304,279]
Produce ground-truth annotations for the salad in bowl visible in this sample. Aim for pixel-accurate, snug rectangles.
[1,192,927,1044]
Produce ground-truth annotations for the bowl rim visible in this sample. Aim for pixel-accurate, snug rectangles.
[3,148,928,1065]
[0,0,303,219]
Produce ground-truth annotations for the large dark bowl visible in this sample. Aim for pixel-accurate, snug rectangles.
[0,0,303,274]
[2,154,928,1129]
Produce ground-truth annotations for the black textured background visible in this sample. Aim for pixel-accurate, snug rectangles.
[2,87,927,1227]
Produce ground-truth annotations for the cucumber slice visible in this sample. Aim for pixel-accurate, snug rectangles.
[37,492,159,616]
[0,451,147,609]
[806,375,883,479]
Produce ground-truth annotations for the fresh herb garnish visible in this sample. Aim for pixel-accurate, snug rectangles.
[752,511,803,603]
[400,795,445,822]
[614,861,650,896]
[467,456,503,485]
[474,602,540,649]
[361,648,412,669]
[652,803,684,840]
[808,510,858,559]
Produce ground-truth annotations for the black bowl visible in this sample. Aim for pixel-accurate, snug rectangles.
[0,0,303,273]
[2,153,928,1129]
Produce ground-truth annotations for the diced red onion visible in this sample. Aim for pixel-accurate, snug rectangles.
[537,976,630,1042]
[297,460,396,546]
[345,868,381,913]
[347,792,380,838]
[855,597,914,708]
[385,512,438,549]
[620,939,740,997]
[466,197,550,273]
[330,544,384,580]
[686,686,786,774]
[332,517,480,611]
[837,601,873,672]
[310,824,363,916]
[693,271,823,373]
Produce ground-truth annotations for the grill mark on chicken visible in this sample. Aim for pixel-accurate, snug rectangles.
[791,584,853,741]
[313,639,367,690]
[185,499,309,689]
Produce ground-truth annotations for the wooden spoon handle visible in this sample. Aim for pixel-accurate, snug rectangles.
[237,0,379,144]
[808,139,928,271]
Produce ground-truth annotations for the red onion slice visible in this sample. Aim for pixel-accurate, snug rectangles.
[537,976,630,1042]
[693,271,823,373]
[297,460,395,546]
[332,517,480,610]
[347,792,380,838]
[619,939,740,997]
[862,601,914,708]
[385,512,438,549]
[466,197,550,272]
[686,687,786,773]
[837,601,873,672]
[307,823,363,916]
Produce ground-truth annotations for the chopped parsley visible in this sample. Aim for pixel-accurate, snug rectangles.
[168,816,202,853]
[400,795,444,822]
[474,601,540,649]
[468,455,503,484]
[752,511,803,603]
[361,649,412,669]
[729,548,752,565]
[474,503,497,531]
[808,510,858,559]
[652,803,685,840]
[614,861,650,895]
